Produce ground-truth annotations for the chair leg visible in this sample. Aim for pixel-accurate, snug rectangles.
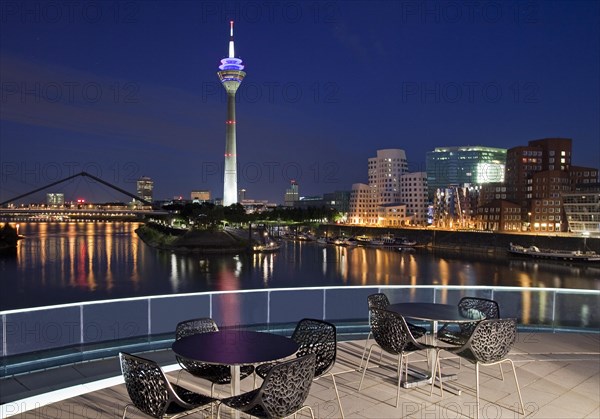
[507,359,525,415]
[174,368,184,386]
[396,354,403,408]
[122,404,132,419]
[298,405,315,419]
[358,345,376,391]
[330,374,345,419]
[475,363,481,419]
[499,363,505,381]
[358,332,372,371]
[430,349,444,397]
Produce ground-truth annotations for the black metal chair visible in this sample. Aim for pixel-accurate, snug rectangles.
[119,352,216,419]
[217,354,316,418]
[437,297,500,346]
[433,318,525,418]
[359,293,427,371]
[175,318,255,396]
[255,318,345,418]
[359,308,440,408]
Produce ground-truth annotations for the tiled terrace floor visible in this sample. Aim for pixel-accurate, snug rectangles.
[1,332,599,418]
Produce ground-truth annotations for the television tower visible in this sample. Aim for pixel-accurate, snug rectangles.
[217,21,245,206]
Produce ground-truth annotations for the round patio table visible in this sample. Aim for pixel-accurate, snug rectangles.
[172,330,298,393]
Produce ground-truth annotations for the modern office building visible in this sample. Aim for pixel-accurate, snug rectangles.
[136,176,153,203]
[504,138,598,232]
[284,180,299,207]
[433,185,480,228]
[349,149,425,226]
[191,190,211,202]
[46,193,64,206]
[563,184,600,235]
[348,183,375,225]
[426,146,506,200]
[505,138,572,207]
[323,190,351,213]
[475,199,523,232]
[400,171,428,225]
[369,149,409,204]
[218,21,246,206]
[293,191,351,213]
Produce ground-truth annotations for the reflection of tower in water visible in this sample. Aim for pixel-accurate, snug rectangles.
[216,256,243,327]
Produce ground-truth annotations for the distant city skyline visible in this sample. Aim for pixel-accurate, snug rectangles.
[1,1,598,204]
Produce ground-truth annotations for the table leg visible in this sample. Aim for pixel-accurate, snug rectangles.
[230,365,241,419]
[402,320,462,395]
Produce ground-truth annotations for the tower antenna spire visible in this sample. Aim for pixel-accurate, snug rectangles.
[229,20,235,58]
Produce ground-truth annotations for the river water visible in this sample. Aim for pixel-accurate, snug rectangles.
[1,222,598,311]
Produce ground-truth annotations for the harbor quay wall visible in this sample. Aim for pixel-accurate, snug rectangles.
[317,225,600,254]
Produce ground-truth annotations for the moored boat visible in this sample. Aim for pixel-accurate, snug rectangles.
[508,243,600,262]
[253,241,281,252]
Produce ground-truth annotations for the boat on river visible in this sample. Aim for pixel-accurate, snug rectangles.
[508,243,600,262]
[252,241,281,253]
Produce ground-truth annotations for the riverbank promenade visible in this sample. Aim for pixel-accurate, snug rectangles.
[2,332,598,418]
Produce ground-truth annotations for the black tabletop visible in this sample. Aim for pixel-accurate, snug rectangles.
[172,330,299,366]
[387,302,485,323]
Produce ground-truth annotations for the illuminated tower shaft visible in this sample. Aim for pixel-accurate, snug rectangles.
[217,21,245,206]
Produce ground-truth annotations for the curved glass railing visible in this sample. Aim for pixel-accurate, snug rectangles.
[1,285,598,376]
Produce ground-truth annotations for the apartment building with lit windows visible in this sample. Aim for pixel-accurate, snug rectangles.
[348,149,427,226]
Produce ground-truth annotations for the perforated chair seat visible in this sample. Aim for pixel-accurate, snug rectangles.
[437,297,499,346]
[434,318,525,418]
[218,354,316,419]
[359,308,440,408]
[120,352,216,419]
[254,319,345,418]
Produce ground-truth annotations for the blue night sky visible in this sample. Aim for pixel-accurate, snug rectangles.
[1,0,599,204]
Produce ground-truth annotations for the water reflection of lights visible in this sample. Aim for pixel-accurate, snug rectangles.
[234,255,242,277]
[336,246,348,283]
[105,223,114,290]
[170,253,180,290]
[86,223,97,290]
[322,247,327,275]
[252,253,274,283]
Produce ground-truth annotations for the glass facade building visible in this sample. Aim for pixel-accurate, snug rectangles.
[426,146,507,200]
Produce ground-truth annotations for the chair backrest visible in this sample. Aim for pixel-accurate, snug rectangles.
[258,354,316,418]
[458,318,517,364]
[457,297,500,336]
[175,318,218,340]
[292,318,337,377]
[120,352,173,418]
[367,293,390,309]
[369,308,419,355]
[458,297,500,319]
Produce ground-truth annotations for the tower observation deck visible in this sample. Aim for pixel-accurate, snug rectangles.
[217,21,246,206]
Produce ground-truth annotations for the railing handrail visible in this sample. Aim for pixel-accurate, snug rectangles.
[1,285,598,315]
